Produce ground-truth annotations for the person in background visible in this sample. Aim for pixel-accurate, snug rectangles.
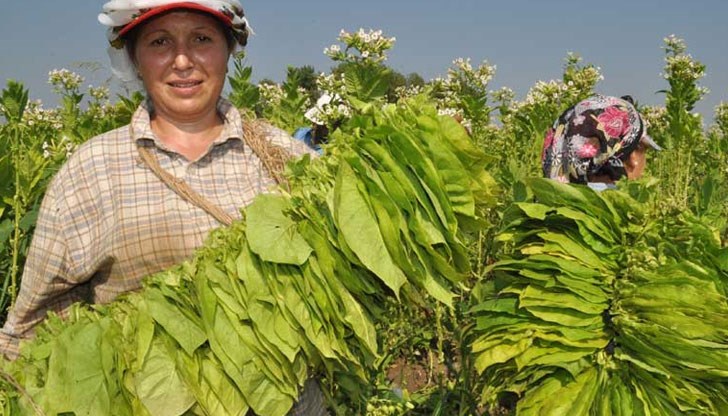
[0,1,325,414]
[292,123,327,155]
[542,95,661,190]
[293,93,340,154]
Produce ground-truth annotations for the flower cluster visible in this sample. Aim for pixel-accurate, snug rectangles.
[491,87,515,109]
[507,57,603,118]
[88,85,110,102]
[310,72,354,125]
[640,105,669,135]
[663,34,687,55]
[437,107,461,118]
[258,83,285,107]
[21,100,63,130]
[661,35,708,98]
[434,58,496,98]
[715,102,728,127]
[324,28,396,64]
[448,58,496,89]
[522,80,570,108]
[431,58,496,124]
[710,102,728,138]
[316,72,347,98]
[563,53,604,98]
[663,55,708,90]
[393,84,424,101]
[86,101,119,122]
[48,69,84,93]
[41,134,76,160]
[305,95,352,127]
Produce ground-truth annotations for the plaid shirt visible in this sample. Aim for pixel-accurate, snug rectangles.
[0,99,315,359]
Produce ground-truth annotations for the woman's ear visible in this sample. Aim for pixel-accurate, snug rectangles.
[624,144,647,179]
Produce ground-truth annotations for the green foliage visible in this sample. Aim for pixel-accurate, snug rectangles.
[0,80,32,317]
[649,36,728,237]
[227,53,261,112]
[338,62,392,105]
[287,65,319,97]
[259,67,312,132]
[0,81,29,124]
[1,29,728,416]
[0,76,133,320]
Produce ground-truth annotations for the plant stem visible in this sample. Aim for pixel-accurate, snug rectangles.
[10,126,23,304]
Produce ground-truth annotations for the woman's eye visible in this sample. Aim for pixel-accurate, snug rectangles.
[150,38,169,47]
[195,35,212,43]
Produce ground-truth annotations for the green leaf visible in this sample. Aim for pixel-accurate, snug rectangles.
[19,206,39,232]
[474,337,532,373]
[246,194,313,266]
[134,339,196,416]
[514,202,553,220]
[529,367,598,416]
[196,353,250,416]
[1,80,29,122]
[45,322,114,416]
[0,218,12,244]
[334,162,406,295]
[145,290,207,356]
[519,285,606,316]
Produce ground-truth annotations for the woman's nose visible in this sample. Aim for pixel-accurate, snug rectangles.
[172,48,193,71]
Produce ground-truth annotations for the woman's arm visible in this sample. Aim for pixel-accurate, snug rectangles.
[0,169,95,359]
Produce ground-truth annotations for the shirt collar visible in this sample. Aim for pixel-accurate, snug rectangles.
[130,97,244,149]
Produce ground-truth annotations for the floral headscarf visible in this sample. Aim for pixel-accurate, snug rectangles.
[98,0,251,84]
[541,95,661,183]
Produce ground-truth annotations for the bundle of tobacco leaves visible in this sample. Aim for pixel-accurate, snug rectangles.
[470,178,728,415]
[0,97,498,416]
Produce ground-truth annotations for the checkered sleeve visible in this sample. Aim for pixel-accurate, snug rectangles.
[0,166,94,360]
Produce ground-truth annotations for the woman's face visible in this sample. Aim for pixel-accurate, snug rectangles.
[132,11,230,123]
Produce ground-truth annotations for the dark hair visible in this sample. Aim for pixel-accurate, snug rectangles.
[123,8,236,67]
[586,160,628,183]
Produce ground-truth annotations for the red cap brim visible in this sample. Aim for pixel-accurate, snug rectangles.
[117,2,233,38]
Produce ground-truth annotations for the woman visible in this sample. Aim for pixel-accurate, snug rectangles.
[542,95,661,189]
[1,1,324,413]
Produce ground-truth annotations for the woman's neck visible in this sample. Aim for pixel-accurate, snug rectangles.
[150,110,224,162]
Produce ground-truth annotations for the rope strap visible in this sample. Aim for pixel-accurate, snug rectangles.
[242,120,293,190]
[136,118,294,227]
[138,145,235,226]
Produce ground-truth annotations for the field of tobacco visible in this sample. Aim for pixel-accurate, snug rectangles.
[0,30,727,415]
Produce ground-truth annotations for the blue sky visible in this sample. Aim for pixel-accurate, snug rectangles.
[1,1,727,123]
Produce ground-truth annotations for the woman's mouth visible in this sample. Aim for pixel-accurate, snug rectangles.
[168,80,202,89]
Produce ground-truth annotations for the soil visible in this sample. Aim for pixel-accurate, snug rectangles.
[385,352,450,393]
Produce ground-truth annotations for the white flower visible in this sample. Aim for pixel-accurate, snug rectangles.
[438,107,458,117]
[48,68,84,91]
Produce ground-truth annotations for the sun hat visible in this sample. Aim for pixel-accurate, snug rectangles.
[542,95,661,183]
[98,0,251,84]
